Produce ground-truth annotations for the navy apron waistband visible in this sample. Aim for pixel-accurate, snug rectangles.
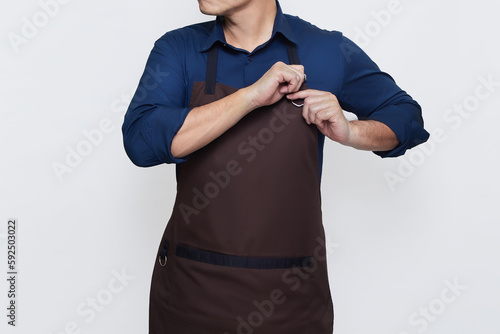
[175,244,311,269]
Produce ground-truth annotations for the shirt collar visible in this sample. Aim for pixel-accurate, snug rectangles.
[200,0,297,52]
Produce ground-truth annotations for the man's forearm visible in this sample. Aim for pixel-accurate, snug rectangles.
[345,120,399,152]
[171,88,255,159]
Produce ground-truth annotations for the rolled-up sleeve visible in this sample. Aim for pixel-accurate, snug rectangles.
[122,33,191,167]
[338,36,430,158]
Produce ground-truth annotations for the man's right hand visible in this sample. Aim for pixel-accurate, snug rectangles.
[244,61,306,109]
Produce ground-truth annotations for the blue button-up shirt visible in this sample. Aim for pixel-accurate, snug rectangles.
[122,1,429,178]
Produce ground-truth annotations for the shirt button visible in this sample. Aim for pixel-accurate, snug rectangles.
[248,56,254,62]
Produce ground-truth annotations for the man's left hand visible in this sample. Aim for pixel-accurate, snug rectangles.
[286,89,400,152]
[286,89,352,145]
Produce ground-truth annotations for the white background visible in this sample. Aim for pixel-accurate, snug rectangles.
[1,0,499,333]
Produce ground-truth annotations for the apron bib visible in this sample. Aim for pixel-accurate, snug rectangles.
[149,42,334,334]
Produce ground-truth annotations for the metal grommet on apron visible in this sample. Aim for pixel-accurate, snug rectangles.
[158,239,169,267]
[148,41,334,334]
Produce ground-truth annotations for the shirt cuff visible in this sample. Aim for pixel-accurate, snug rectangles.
[367,103,430,158]
[142,106,192,164]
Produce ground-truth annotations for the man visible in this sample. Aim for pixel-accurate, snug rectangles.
[122,0,430,333]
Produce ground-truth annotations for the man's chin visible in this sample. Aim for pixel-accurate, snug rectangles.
[198,1,215,15]
[199,8,217,16]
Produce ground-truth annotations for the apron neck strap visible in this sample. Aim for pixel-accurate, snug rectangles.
[286,43,301,65]
[205,41,301,95]
[205,45,219,95]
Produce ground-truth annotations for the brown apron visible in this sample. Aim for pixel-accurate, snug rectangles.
[149,42,334,334]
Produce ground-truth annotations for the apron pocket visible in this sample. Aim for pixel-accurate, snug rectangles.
[175,244,311,269]
[165,244,331,333]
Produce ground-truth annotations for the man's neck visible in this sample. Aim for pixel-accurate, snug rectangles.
[222,0,277,53]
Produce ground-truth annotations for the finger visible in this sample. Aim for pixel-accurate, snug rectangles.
[300,94,325,124]
[283,65,306,92]
[306,99,333,125]
[308,103,320,125]
[287,89,315,100]
[317,106,346,124]
[289,64,305,74]
[279,70,305,94]
[291,67,307,88]
[312,108,334,125]
[302,99,311,124]
[311,101,346,129]
[316,121,326,130]
[302,98,314,124]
